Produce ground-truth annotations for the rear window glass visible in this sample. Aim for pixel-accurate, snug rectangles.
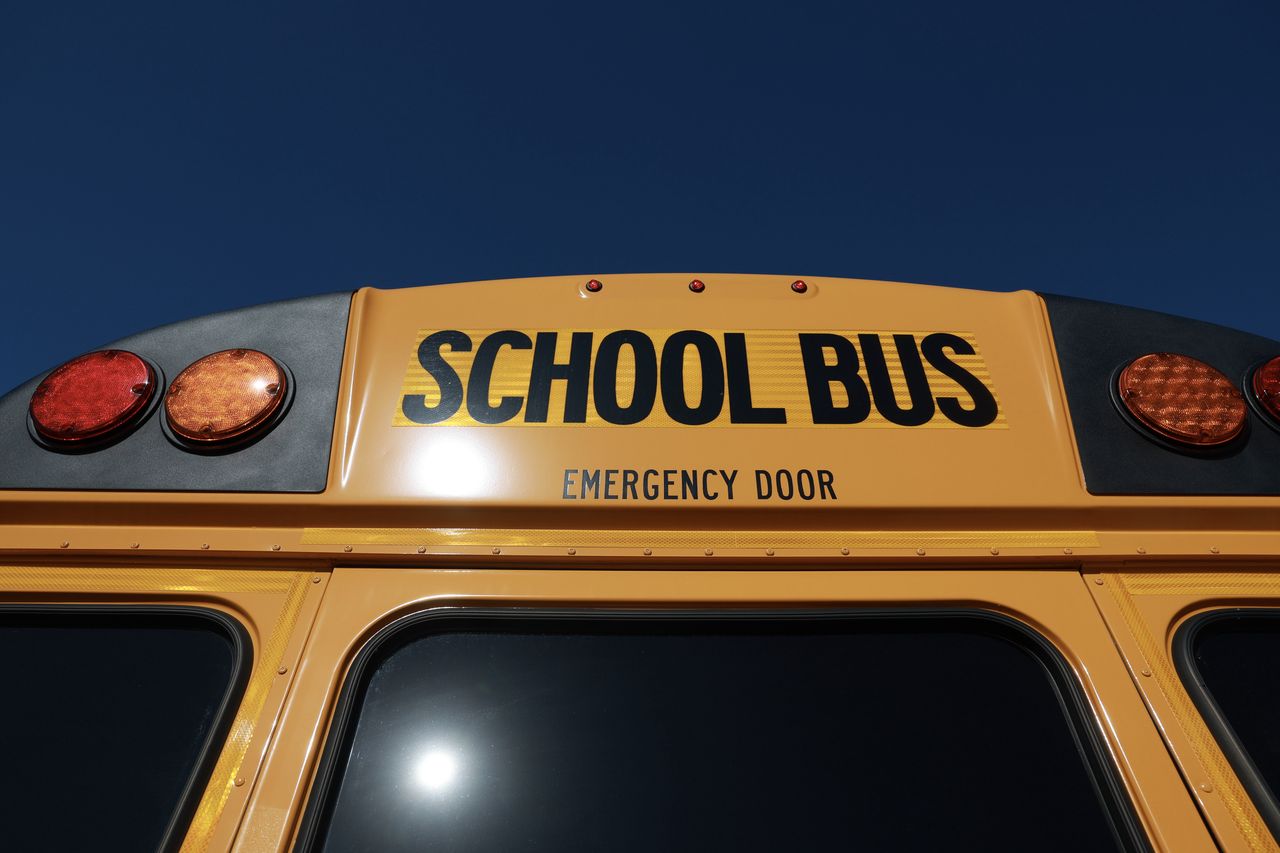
[1177,609,1280,838]
[0,607,248,852]
[301,611,1142,852]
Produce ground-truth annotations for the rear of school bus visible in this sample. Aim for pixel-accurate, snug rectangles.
[3,274,1280,853]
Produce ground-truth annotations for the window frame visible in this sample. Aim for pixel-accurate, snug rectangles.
[1174,607,1280,842]
[294,606,1150,853]
[0,603,253,853]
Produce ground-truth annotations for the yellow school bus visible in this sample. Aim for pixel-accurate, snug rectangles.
[3,273,1280,852]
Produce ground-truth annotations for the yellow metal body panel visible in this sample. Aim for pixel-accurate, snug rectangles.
[1089,570,1280,853]
[238,568,1214,853]
[2,274,1277,558]
[2,275,1279,850]
[340,275,1065,511]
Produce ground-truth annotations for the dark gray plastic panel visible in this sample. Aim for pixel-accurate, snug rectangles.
[0,292,351,492]
[1040,293,1280,496]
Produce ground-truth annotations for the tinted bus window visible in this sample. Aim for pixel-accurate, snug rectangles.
[1178,610,1280,838]
[0,608,249,853]
[301,612,1141,852]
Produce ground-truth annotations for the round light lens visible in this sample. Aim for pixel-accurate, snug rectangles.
[1117,353,1246,447]
[165,349,287,446]
[1250,356,1280,425]
[29,350,156,445]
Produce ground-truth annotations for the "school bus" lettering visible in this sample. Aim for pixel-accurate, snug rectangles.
[397,329,1002,429]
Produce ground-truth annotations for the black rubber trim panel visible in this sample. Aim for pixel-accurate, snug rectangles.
[294,607,1150,853]
[1040,293,1280,495]
[0,292,351,492]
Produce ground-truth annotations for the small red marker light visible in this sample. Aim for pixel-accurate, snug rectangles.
[1250,356,1280,426]
[688,279,705,293]
[29,350,157,447]
[584,279,603,293]
[791,280,808,294]
[1116,353,1246,448]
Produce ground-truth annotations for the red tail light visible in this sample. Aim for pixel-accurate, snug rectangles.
[1250,356,1280,427]
[1115,353,1246,448]
[29,350,157,447]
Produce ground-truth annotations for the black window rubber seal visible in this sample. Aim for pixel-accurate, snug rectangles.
[1174,608,1280,842]
[292,607,1150,853]
[0,604,253,853]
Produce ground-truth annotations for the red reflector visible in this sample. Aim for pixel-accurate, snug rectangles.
[1116,353,1246,447]
[29,350,156,445]
[1251,356,1280,425]
[165,349,288,447]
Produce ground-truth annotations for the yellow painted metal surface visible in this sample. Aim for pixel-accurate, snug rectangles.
[2,274,1280,537]
[2,275,1279,851]
[1089,570,1280,853]
[338,275,1067,510]
[238,568,1216,853]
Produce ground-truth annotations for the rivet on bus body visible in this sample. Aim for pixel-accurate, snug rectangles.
[704,548,714,556]
[59,541,69,549]
[417,546,426,554]
[234,777,245,787]
[1063,548,1073,555]
[688,279,705,293]
[1199,783,1214,794]
[492,547,501,555]
[276,666,288,675]
[312,576,322,583]
[1093,577,1104,586]
[1136,547,1146,555]
[271,544,281,552]
[567,548,577,556]
[584,279,603,293]
[1141,668,1152,677]
[130,542,140,549]
[201,543,210,550]
[643,548,652,556]
[343,545,353,553]
[840,547,850,556]
[766,548,775,556]
[990,548,999,556]
[1210,546,1220,554]
[915,548,926,556]
[791,280,808,294]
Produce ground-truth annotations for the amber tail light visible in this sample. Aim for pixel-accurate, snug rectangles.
[1114,353,1247,449]
[163,349,292,450]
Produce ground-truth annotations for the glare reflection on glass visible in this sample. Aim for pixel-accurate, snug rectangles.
[414,748,459,793]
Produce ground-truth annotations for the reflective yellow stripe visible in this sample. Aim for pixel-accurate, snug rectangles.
[1107,572,1278,853]
[302,527,1097,550]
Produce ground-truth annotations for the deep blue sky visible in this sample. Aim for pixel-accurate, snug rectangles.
[2,2,1277,393]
